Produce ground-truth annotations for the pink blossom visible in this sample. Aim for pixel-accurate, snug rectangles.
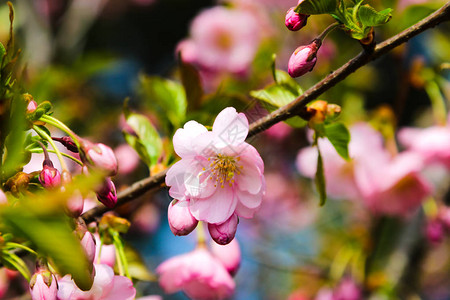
[264,122,292,140]
[157,247,235,300]
[208,214,239,245]
[354,151,432,216]
[29,270,57,300]
[288,39,321,78]
[166,107,265,225]
[334,278,362,300]
[57,264,135,300]
[81,232,97,265]
[178,7,261,75]
[398,125,450,169]
[65,190,85,218]
[168,200,199,236]
[210,239,241,276]
[426,219,445,244]
[131,203,161,234]
[285,7,309,31]
[114,144,140,175]
[0,189,7,204]
[27,100,38,114]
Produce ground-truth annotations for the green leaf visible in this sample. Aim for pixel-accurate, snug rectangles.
[0,42,5,60]
[123,104,163,168]
[139,75,187,129]
[178,54,203,111]
[358,5,392,27]
[324,122,350,160]
[250,83,302,108]
[295,0,338,15]
[315,146,327,206]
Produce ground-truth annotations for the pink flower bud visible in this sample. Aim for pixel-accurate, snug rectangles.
[208,214,238,245]
[81,141,118,176]
[0,189,7,204]
[39,165,61,189]
[168,200,198,236]
[81,232,97,265]
[96,178,117,208]
[210,239,241,276]
[29,270,58,300]
[288,39,321,78]
[27,100,38,114]
[66,190,85,218]
[285,7,309,31]
[53,136,79,153]
[334,278,362,300]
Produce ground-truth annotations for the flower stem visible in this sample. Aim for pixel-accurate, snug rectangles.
[317,22,340,41]
[28,149,83,166]
[33,125,68,171]
[196,221,206,246]
[39,115,81,149]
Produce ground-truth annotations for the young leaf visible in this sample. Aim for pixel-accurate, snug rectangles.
[139,75,187,129]
[324,122,350,160]
[123,110,163,169]
[295,0,338,15]
[315,146,327,206]
[358,5,392,27]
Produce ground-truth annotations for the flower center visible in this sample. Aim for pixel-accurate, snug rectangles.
[203,154,242,188]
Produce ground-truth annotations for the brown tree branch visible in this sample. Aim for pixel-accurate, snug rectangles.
[81,2,450,224]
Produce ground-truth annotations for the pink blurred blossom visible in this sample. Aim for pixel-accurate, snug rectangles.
[426,219,445,244]
[166,107,265,225]
[334,278,362,300]
[178,6,262,84]
[210,239,241,276]
[57,264,135,300]
[131,203,161,234]
[157,247,235,300]
[0,268,8,299]
[114,144,140,175]
[0,189,7,204]
[264,122,292,140]
[398,125,450,169]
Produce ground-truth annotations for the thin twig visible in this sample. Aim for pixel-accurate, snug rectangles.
[81,2,450,224]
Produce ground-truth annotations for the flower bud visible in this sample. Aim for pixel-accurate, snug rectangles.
[288,39,321,78]
[80,231,96,265]
[210,239,241,276]
[53,136,79,153]
[208,214,238,245]
[426,219,444,244]
[285,7,309,31]
[81,141,118,176]
[39,164,61,189]
[96,178,117,208]
[168,200,198,236]
[0,189,7,205]
[29,262,58,300]
[307,100,328,125]
[27,100,38,114]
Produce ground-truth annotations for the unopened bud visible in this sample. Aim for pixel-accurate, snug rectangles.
[66,190,85,218]
[80,231,96,265]
[307,100,328,125]
[30,260,57,300]
[326,104,342,121]
[53,136,79,153]
[96,178,117,208]
[27,100,38,114]
[285,7,309,31]
[167,200,198,236]
[39,165,61,189]
[208,214,238,245]
[80,140,118,176]
[288,39,321,78]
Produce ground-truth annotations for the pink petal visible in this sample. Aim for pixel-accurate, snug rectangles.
[103,276,136,300]
[212,107,248,146]
[173,121,208,158]
[190,186,237,224]
[236,158,262,195]
[234,201,256,218]
[237,189,263,209]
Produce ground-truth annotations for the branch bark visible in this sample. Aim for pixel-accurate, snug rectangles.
[81,2,450,224]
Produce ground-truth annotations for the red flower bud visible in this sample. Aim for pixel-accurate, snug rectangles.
[285,7,309,31]
[288,39,321,78]
[39,165,61,189]
[96,178,117,208]
[167,200,198,236]
[208,214,238,245]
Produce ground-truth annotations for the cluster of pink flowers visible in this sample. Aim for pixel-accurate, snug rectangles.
[296,122,437,217]
[157,240,241,300]
[165,107,265,244]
